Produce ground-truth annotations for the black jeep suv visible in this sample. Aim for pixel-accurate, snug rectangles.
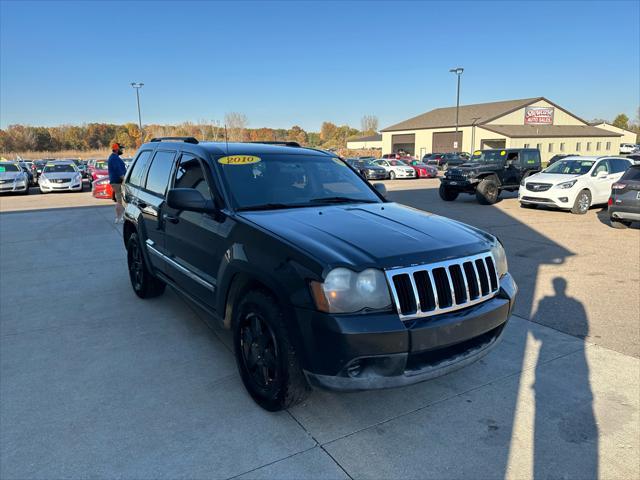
[122,137,517,411]
[439,148,542,204]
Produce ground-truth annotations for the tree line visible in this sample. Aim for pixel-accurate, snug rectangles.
[0,113,380,154]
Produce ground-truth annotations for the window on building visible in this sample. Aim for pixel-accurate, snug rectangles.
[596,142,601,150]
[536,143,542,151]
[586,142,592,151]
[576,142,581,151]
[560,143,565,152]
[606,142,611,150]
[523,143,530,148]
[548,143,554,152]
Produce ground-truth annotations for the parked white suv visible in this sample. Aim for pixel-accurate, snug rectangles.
[519,156,632,214]
[373,159,416,179]
[620,143,638,154]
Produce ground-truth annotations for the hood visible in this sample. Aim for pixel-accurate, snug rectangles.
[0,171,24,181]
[525,172,581,184]
[40,171,79,180]
[239,202,494,270]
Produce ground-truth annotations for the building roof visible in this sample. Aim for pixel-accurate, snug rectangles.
[381,98,543,132]
[589,122,637,134]
[349,133,382,142]
[480,124,621,138]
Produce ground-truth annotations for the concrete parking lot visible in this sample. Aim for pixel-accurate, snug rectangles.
[1,180,638,479]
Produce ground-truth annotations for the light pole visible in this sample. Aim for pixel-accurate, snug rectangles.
[130,82,144,143]
[449,67,464,152]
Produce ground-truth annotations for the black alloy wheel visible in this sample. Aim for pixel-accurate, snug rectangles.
[126,232,166,298]
[239,312,280,393]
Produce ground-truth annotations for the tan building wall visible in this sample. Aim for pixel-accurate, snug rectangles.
[508,136,621,163]
[591,123,637,145]
[346,140,383,149]
[487,99,585,126]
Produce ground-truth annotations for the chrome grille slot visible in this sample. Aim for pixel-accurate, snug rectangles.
[392,273,416,315]
[413,271,436,312]
[386,252,500,321]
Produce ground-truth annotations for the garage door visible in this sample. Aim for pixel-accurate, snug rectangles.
[432,131,463,153]
[392,134,415,155]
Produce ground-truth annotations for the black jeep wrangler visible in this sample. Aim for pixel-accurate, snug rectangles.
[122,137,517,411]
[439,148,542,204]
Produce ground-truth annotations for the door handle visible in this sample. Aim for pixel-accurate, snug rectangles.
[163,214,179,224]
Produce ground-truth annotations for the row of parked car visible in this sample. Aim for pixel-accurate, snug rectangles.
[0,157,132,197]
[345,156,439,180]
[436,148,639,228]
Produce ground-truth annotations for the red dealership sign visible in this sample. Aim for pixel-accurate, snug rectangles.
[524,106,554,124]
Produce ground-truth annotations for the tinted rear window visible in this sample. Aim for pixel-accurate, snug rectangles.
[144,151,176,195]
[622,166,640,181]
[128,150,153,187]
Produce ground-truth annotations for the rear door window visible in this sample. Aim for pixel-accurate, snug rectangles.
[144,150,176,195]
[127,150,153,186]
[609,158,630,174]
[621,166,640,181]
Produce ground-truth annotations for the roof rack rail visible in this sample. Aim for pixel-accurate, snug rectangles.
[248,141,301,148]
[149,136,199,144]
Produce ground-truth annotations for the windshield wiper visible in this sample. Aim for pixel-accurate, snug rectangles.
[308,197,378,204]
[236,203,310,212]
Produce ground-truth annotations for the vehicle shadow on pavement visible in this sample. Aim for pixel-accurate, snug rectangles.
[359,186,599,479]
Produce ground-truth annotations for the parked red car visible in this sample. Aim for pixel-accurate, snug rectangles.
[406,160,438,178]
[87,160,109,185]
[91,177,114,200]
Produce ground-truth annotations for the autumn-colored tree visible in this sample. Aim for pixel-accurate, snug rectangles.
[320,122,338,142]
[287,125,308,145]
[612,113,629,130]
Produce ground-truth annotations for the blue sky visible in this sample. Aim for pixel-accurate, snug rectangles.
[1,0,638,131]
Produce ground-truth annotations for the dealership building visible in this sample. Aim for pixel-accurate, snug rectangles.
[380,97,623,163]
[346,133,383,150]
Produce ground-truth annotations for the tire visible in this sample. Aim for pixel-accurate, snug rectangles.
[571,189,591,215]
[389,171,396,180]
[520,202,536,209]
[22,187,29,196]
[476,177,500,205]
[610,218,631,229]
[127,232,166,298]
[439,184,459,201]
[233,289,310,411]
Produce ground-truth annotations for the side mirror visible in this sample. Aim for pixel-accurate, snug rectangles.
[166,188,215,213]
[597,170,608,178]
[372,182,388,198]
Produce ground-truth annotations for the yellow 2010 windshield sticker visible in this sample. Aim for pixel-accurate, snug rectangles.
[473,150,482,155]
[218,155,261,165]
[500,150,506,156]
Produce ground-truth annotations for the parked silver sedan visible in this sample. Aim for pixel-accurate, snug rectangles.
[38,161,84,193]
[0,161,30,195]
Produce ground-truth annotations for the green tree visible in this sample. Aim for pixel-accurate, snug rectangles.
[612,113,629,130]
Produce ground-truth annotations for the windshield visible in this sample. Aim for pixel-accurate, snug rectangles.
[216,154,381,210]
[43,164,77,173]
[545,159,594,175]
[95,161,108,169]
[0,163,20,172]
[470,150,506,163]
[389,160,408,166]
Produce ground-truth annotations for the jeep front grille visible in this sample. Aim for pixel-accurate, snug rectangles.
[446,172,467,182]
[385,252,500,321]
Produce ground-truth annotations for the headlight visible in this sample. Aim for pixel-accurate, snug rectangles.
[556,180,577,189]
[310,267,392,313]
[39,176,48,184]
[490,241,508,278]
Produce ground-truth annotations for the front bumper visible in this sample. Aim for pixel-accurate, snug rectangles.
[365,171,388,180]
[518,186,576,209]
[0,182,28,193]
[393,170,417,178]
[40,182,83,192]
[300,273,517,391]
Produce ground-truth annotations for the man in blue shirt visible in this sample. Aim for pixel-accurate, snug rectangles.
[108,143,127,223]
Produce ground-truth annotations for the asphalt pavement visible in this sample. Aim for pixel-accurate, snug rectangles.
[0,182,638,479]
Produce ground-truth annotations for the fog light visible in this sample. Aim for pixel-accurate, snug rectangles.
[558,197,568,203]
[346,361,362,378]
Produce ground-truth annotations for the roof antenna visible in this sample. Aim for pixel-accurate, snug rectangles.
[224,124,229,155]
